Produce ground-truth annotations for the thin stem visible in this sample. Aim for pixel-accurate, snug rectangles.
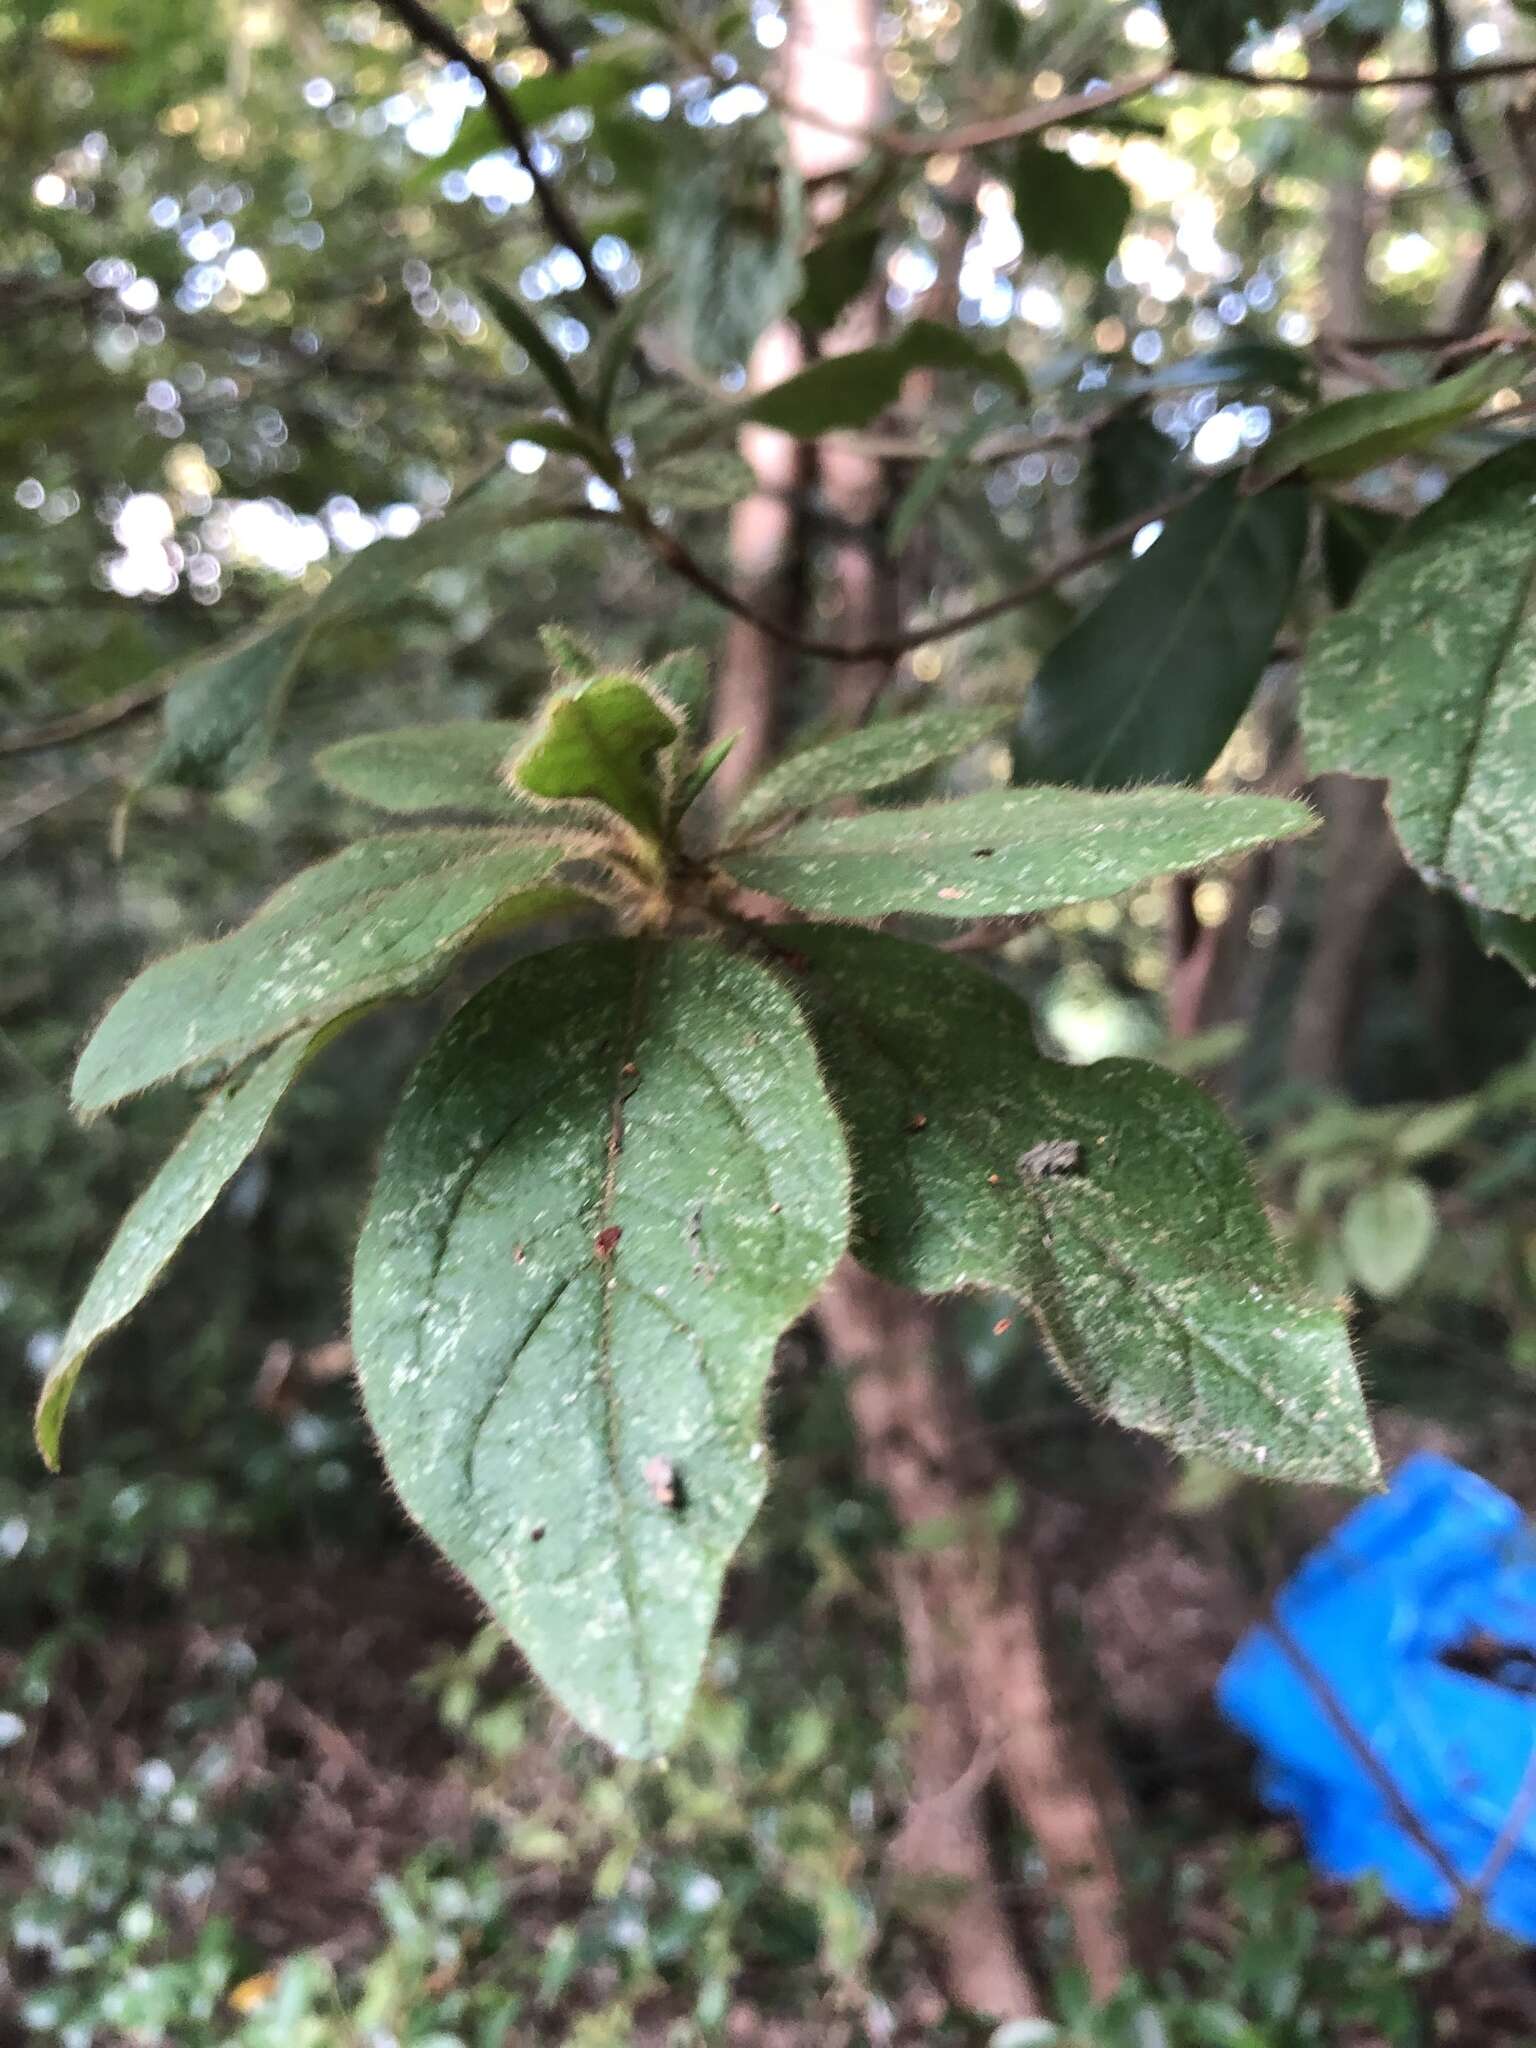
[618,488,1199,665]
[374,0,617,316]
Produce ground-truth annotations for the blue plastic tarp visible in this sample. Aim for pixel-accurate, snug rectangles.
[1218,1453,1536,1937]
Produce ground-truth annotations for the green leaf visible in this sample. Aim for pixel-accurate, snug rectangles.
[594,277,667,430]
[146,612,313,792]
[1474,907,1536,983]
[784,928,1377,1486]
[673,732,738,819]
[508,54,651,127]
[730,706,1009,832]
[38,1029,322,1467]
[73,831,575,1114]
[791,224,882,334]
[1301,441,1536,917]
[1160,0,1291,70]
[497,414,620,475]
[312,469,564,625]
[1018,476,1308,788]
[1340,1175,1437,1298]
[890,402,1012,553]
[313,723,533,818]
[1084,413,1183,537]
[722,786,1314,919]
[352,939,851,1756]
[512,674,682,838]
[744,321,1027,438]
[1109,340,1315,401]
[656,154,805,374]
[1321,499,1402,608]
[1011,142,1132,274]
[1248,356,1506,488]
[141,473,577,792]
[475,276,591,425]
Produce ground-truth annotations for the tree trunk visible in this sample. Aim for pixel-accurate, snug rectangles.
[712,0,1133,2010]
[821,1265,1133,2005]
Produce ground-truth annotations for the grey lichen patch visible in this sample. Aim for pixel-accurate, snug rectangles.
[784,926,1378,1491]
[351,938,851,1758]
[1302,440,1536,919]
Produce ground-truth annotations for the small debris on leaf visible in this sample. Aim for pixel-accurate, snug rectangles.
[643,1454,681,1508]
[907,1112,928,1133]
[1018,1139,1084,1181]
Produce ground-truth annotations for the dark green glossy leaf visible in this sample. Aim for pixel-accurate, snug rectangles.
[1474,908,1536,983]
[1249,355,1505,488]
[1160,0,1291,70]
[723,785,1314,918]
[1019,475,1308,788]
[791,225,882,334]
[1321,500,1402,608]
[353,939,851,1756]
[1084,413,1183,536]
[744,320,1026,438]
[73,831,575,1114]
[1011,142,1132,274]
[786,928,1377,1486]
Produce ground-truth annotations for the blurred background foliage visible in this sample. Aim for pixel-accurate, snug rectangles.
[4,0,1536,2040]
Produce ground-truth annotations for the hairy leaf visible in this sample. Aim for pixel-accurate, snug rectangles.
[74,831,575,1114]
[353,939,851,1756]
[784,928,1377,1486]
[512,675,682,837]
[1018,476,1307,788]
[731,706,1009,832]
[745,320,1026,437]
[313,723,533,817]
[1248,356,1505,487]
[1301,442,1536,916]
[1011,142,1132,274]
[722,786,1314,918]
[38,1030,322,1467]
